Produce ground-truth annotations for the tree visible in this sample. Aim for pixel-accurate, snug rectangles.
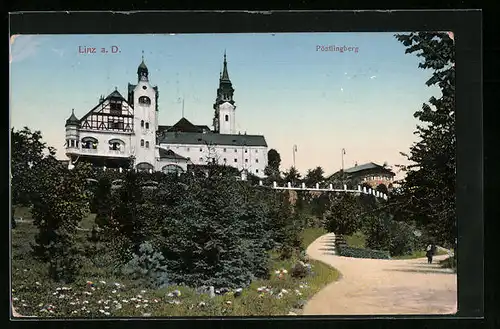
[304,166,325,187]
[31,159,92,283]
[267,149,281,172]
[394,32,456,248]
[376,183,389,195]
[282,166,301,187]
[11,127,56,206]
[324,194,361,238]
[91,176,113,237]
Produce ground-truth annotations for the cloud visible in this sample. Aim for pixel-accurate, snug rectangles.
[370,75,377,79]
[10,35,46,63]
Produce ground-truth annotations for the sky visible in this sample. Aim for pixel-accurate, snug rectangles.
[10,33,442,178]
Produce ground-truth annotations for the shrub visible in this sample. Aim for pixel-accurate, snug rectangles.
[336,246,390,259]
[388,221,420,256]
[290,262,308,279]
[122,241,170,289]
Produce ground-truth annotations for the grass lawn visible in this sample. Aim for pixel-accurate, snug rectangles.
[11,209,340,317]
[300,227,327,250]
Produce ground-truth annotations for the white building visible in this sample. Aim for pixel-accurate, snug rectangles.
[65,53,268,177]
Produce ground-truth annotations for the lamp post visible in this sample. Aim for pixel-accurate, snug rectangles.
[292,144,298,168]
[341,148,346,186]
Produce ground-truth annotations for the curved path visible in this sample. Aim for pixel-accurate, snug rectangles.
[303,233,457,315]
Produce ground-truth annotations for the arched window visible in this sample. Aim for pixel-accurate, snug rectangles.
[225,115,229,122]
[145,122,149,129]
[82,137,98,149]
[162,164,184,175]
[141,120,144,128]
[108,138,125,151]
[139,96,151,106]
[145,141,150,148]
[136,162,154,172]
[141,139,144,147]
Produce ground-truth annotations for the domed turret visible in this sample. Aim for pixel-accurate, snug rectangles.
[137,53,149,82]
[65,109,80,151]
[65,109,80,127]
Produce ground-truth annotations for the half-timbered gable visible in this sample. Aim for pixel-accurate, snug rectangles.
[79,90,135,133]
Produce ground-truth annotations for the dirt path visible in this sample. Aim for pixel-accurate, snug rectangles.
[303,233,457,315]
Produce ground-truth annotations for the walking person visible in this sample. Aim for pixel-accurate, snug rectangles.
[426,244,433,264]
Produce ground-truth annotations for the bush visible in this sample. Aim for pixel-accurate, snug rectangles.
[122,241,170,289]
[336,246,391,259]
[290,262,308,279]
[388,221,420,257]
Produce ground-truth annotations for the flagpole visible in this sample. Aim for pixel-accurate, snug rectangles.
[341,148,345,172]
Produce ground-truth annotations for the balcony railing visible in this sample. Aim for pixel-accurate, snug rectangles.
[81,148,98,154]
[108,149,126,156]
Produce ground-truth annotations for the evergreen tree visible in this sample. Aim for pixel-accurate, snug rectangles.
[93,176,113,228]
[394,32,456,247]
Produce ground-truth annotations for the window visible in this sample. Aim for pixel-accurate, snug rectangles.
[234,159,237,163]
[136,162,154,172]
[141,120,144,128]
[186,147,190,151]
[256,159,259,163]
[245,159,248,163]
[223,158,227,163]
[110,121,124,130]
[142,86,147,90]
[70,140,75,147]
[255,150,258,153]
[199,147,203,152]
[82,137,98,149]
[199,157,203,162]
[109,139,124,151]
[145,122,149,129]
[234,149,237,153]
[225,115,229,122]
[141,139,144,147]
[146,141,150,148]
[109,101,122,115]
[223,148,227,152]
[162,164,184,174]
[245,149,248,153]
[186,157,190,161]
[256,169,259,173]
[139,96,151,106]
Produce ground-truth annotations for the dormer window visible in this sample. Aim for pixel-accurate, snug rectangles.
[139,96,151,106]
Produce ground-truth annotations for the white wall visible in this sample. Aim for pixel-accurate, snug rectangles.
[68,130,135,158]
[159,142,268,177]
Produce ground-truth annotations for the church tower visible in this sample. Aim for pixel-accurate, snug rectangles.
[213,51,236,134]
[132,54,158,167]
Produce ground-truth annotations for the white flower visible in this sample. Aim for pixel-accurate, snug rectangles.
[226,301,232,305]
[131,298,137,301]
[83,300,89,304]
[49,310,54,313]
[72,310,78,314]
[100,280,106,284]
[274,270,280,274]
[281,289,288,294]
[136,305,141,308]
[142,313,151,317]
[98,300,103,304]
[104,306,110,310]
[144,304,149,308]
[143,299,149,303]
[113,300,118,304]
[112,290,117,294]
[56,287,62,291]
[52,292,58,295]
[38,303,43,307]
[35,282,41,285]
[104,312,110,316]
[299,285,304,289]
[22,303,28,307]
[282,269,288,274]
[99,309,105,313]
[140,290,146,294]
[70,302,76,305]
[58,294,65,299]
[114,283,120,287]
[84,292,92,295]
[137,294,143,299]
[122,299,128,303]
[115,303,122,310]
[13,297,19,301]
[198,302,206,307]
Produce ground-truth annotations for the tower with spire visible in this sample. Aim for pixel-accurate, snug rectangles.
[213,51,236,134]
[132,53,158,166]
